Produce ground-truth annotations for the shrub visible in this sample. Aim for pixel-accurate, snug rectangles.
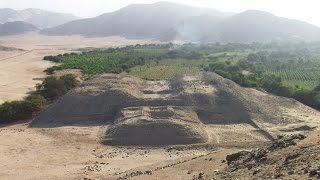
[0,95,46,123]
[44,66,63,75]
[37,74,79,100]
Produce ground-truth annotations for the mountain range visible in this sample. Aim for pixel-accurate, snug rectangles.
[40,2,320,43]
[41,2,232,39]
[0,21,38,36]
[1,2,320,42]
[0,8,78,28]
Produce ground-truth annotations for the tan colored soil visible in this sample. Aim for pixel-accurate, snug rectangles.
[0,33,156,104]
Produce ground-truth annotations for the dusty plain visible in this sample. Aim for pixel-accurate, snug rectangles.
[0,32,155,104]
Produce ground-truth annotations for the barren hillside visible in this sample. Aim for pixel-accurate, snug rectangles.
[32,72,320,147]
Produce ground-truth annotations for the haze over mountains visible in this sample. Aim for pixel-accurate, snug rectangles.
[1,2,320,42]
[41,2,232,39]
[0,8,78,28]
[0,21,38,36]
[40,2,320,43]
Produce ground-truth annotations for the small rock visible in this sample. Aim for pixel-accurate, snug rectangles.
[253,170,259,175]
[198,172,204,179]
[213,169,219,173]
[273,173,283,178]
[309,169,318,177]
[230,167,238,172]
[288,171,294,175]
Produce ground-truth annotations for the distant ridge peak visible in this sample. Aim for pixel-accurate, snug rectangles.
[0,8,79,28]
[239,9,277,17]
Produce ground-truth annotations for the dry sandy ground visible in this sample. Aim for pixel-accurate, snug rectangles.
[0,123,217,180]
[0,50,59,104]
[0,33,155,104]
[3,122,317,180]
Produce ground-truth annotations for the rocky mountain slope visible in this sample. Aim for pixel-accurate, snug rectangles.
[0,8,78,28]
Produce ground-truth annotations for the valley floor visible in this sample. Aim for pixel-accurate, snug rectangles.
[0,123,318,180]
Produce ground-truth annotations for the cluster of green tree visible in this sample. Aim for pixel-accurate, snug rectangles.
[35,74,79,100]
[43,53,78,63]
[246,51,320,71]
[0,75,79,123]
[205,60,320,110]
[43,46,169,74]
[44,66,63,75]
[43,44,206,75]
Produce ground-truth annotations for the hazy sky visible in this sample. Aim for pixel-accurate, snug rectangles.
[1,0,319,27]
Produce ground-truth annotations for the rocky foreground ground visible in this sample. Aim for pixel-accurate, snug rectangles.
[210,132,320,180]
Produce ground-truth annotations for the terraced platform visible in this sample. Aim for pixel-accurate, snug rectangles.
[31,73,320,146]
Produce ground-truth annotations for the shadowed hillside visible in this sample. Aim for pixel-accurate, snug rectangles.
[0,21,38,36]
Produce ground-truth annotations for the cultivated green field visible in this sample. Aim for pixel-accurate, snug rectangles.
[129,59,203,80]
[264,69,320,89]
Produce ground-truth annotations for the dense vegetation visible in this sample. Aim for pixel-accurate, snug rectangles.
[43,44,209,76]
[42,42,320,111]
[35,74,79,100]
[0,75,79,123]
[0,95,46,123]
[205,60,320,110]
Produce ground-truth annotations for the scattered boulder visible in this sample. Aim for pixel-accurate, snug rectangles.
[267,134,306,151]
[226,134,306,169]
